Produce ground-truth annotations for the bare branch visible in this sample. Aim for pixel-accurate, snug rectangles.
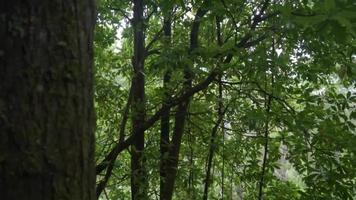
[108,6,132,22]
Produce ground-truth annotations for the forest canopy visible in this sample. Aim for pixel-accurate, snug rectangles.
[94,0,356,199]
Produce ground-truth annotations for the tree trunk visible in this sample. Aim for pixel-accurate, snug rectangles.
[160,12,172,199]
[0,1,96,200]
[203,17,224,200]
[131,0,147,199]
[161,99,190,200]
[160,6,208,200]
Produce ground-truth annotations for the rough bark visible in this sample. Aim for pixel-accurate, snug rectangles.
[131,0,147,199]
[0,1,96,200]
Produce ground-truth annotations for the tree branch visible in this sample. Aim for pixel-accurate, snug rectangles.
[95,7,273,174]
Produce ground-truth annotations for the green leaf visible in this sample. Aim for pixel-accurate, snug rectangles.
[324,0,335,11]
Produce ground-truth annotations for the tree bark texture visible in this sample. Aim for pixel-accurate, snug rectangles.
[0,1,96,200]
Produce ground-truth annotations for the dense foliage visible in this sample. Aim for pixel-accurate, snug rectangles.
[94,0,356,199]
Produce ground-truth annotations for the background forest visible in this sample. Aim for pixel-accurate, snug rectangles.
[94,0,356,199]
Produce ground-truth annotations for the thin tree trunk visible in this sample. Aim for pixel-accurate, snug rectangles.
[221,108,225,199]
[257,54,273,200]
[160,6,208,200]
[202,16,224,200]
[131,0,147,199]
[160,11,172,198]
[187,121,195,199]
[0,1,96,199]
[202,97,225,200]
[161,99,190,200]
[257,96,271,200]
